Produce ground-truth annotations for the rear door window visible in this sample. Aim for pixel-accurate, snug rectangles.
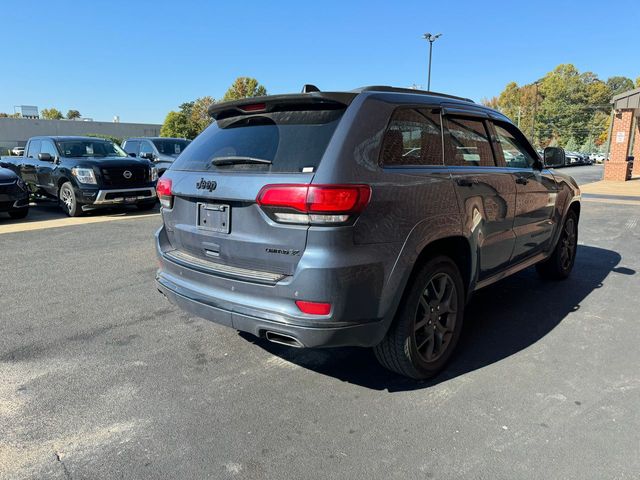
[170,109,345,173]
[443,117,496,167]
[380,108,443,166]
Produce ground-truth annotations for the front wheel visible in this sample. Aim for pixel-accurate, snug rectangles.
[374,256,465,379]
[59,182,82,217]
[536,210,578,280]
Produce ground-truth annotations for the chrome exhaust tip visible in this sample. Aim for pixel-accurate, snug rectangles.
[264,331,304,348]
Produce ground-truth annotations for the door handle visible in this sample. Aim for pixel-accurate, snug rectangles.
[456,178,476,187]
[515,177,529,185]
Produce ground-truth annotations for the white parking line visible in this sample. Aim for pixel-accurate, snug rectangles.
[0,212,161,235]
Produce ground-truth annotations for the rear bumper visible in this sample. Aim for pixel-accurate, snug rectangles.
[155,225,390,348]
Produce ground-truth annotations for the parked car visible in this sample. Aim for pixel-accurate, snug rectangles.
[11,146,24,156]
[0,167,29,218]
[0,136,158,216]
[122,137,191,176]
[154,85,580,379]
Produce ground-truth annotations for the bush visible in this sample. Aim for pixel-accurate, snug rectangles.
[85,133,124,146]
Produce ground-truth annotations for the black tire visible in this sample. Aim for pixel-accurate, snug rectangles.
[374,255,465,380]
[536,210,578,280]
[136,201,157,211]
[59,182,82,217]
[8,207,29,219]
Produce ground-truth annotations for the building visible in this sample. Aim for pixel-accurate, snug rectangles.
[604,88,640,181]
[0,117,162,154]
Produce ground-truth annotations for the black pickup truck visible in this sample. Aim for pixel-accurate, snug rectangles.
[0,136,158,216]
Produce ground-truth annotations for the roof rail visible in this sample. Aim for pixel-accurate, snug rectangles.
[354,85,474,103]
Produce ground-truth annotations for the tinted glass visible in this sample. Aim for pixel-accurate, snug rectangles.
[493,123,536,168]
[152,139,190,156]
[40,140,58,157]
[26,140,41,158]
[56,140,127,157]
[381,109,443,166]
[140,141,154,154]
[444,117,495,167]
[123,140,140,155]
[171,109,344,173]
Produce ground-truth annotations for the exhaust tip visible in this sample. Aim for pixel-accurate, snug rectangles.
[264,331,304,348]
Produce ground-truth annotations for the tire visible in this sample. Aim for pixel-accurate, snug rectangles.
[536,210,578,280]
[374,255,465,380]
[136,201,157,211]
[59,182,82,217]
[8,207,29,219]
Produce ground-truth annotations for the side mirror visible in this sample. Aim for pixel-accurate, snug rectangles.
[128,152,137,157]
[38,153,53,162]
[543,147,565,168]
[140,152,154,160]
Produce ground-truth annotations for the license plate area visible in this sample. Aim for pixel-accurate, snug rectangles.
[197,203,230,233]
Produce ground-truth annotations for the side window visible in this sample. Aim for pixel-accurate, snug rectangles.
[493,123,536,169]
[40,140,58,157]
[380,108,443,166]
[123,140,140,155]
[443,117,495,167]
[140,141,153,155]
[26,140,41,158]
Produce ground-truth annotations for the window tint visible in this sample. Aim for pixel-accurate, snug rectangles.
[40,140,58,157]
[26,140,41,158]
[493,123,536,168]
[380,109,443,166]
[140,141,154,155]
[444,117,495,167]
[123,140,140,155]
[152,139,190,156]
[171,109,344,173]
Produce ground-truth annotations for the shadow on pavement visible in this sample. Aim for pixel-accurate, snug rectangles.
[242,245,631,392]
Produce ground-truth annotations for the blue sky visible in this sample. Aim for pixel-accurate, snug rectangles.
[1,0,638,124]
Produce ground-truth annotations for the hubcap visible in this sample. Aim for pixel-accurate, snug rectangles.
[559,218,577,270]
[61,188,74,211]
[413,272,458,363]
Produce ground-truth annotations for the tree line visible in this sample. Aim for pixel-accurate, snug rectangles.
[483,64,640,152]
[160,77,267,139]
[0,109,82,119]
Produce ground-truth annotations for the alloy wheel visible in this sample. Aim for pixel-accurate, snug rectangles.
[559,218,577,270]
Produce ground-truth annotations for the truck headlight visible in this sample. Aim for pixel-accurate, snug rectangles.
[150,167,158,182]
[71,167,97,185]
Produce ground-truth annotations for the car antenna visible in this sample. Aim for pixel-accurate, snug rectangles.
[301,84,320,93]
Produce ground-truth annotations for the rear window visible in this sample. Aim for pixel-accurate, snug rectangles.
[170,109,344,173]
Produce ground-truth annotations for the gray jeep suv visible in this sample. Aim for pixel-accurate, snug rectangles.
[155,86,580,379]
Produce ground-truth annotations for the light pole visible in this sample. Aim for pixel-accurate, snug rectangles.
[422,33,442,91]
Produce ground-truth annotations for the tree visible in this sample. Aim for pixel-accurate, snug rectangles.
[636,76,640,88]
[160,111,192,139]
[189,96,215,134]
[580,136,597,154]
[222,77,267,102]
[41,108,63,120]
[564,137,579,151]
[606,76,634,96]
[86,133,123,145]
[66,109,81,119]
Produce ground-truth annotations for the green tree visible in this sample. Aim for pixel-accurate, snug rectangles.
[41,108,63,120]
[189,96,215,134]
[636,76,640,88]
[160,111,193,139]
[66,109,81,119]
[86,133,123,145]
[564,137,579,151]
[222,77,267,102]
[606,76,634,96]
[580,137,597,153]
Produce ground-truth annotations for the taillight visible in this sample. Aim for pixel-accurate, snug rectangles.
[295,300,331,315]
[157,177,173,209]
[256,184,371,225]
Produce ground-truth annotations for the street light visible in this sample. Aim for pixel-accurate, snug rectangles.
[422,33,442,91]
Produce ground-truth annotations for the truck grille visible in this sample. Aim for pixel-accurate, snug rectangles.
[101,166,149,188]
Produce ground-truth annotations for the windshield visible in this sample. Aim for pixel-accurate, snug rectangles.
[55,140,127,158]
[170,108,345,173]
[152,139,191,156]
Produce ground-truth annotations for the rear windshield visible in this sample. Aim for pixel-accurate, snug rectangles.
[170,109,344,173]
[153,139,191,156]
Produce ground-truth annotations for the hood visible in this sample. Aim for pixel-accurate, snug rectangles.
[0,167,18,182]
[69,157,154,169]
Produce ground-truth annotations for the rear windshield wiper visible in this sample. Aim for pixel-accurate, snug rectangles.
[211,156,272,166]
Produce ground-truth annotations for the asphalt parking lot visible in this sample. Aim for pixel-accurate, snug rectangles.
[2,165,639,479]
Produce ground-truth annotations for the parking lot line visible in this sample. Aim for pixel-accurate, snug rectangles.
[0,212,160,235]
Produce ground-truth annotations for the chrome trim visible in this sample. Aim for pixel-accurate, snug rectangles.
[163,249,287,284]
[93,187,157,205]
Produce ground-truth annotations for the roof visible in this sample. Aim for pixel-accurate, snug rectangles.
[612,87,640,110]
[125,137,189,141]
[30,136,115,141]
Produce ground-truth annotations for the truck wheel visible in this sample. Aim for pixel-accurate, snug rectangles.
[9,207,29,219]
[374,255,465,380]
[536,211,578,280]
[59,182,82,217]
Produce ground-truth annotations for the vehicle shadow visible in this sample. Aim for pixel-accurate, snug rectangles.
[241,245,630,392]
